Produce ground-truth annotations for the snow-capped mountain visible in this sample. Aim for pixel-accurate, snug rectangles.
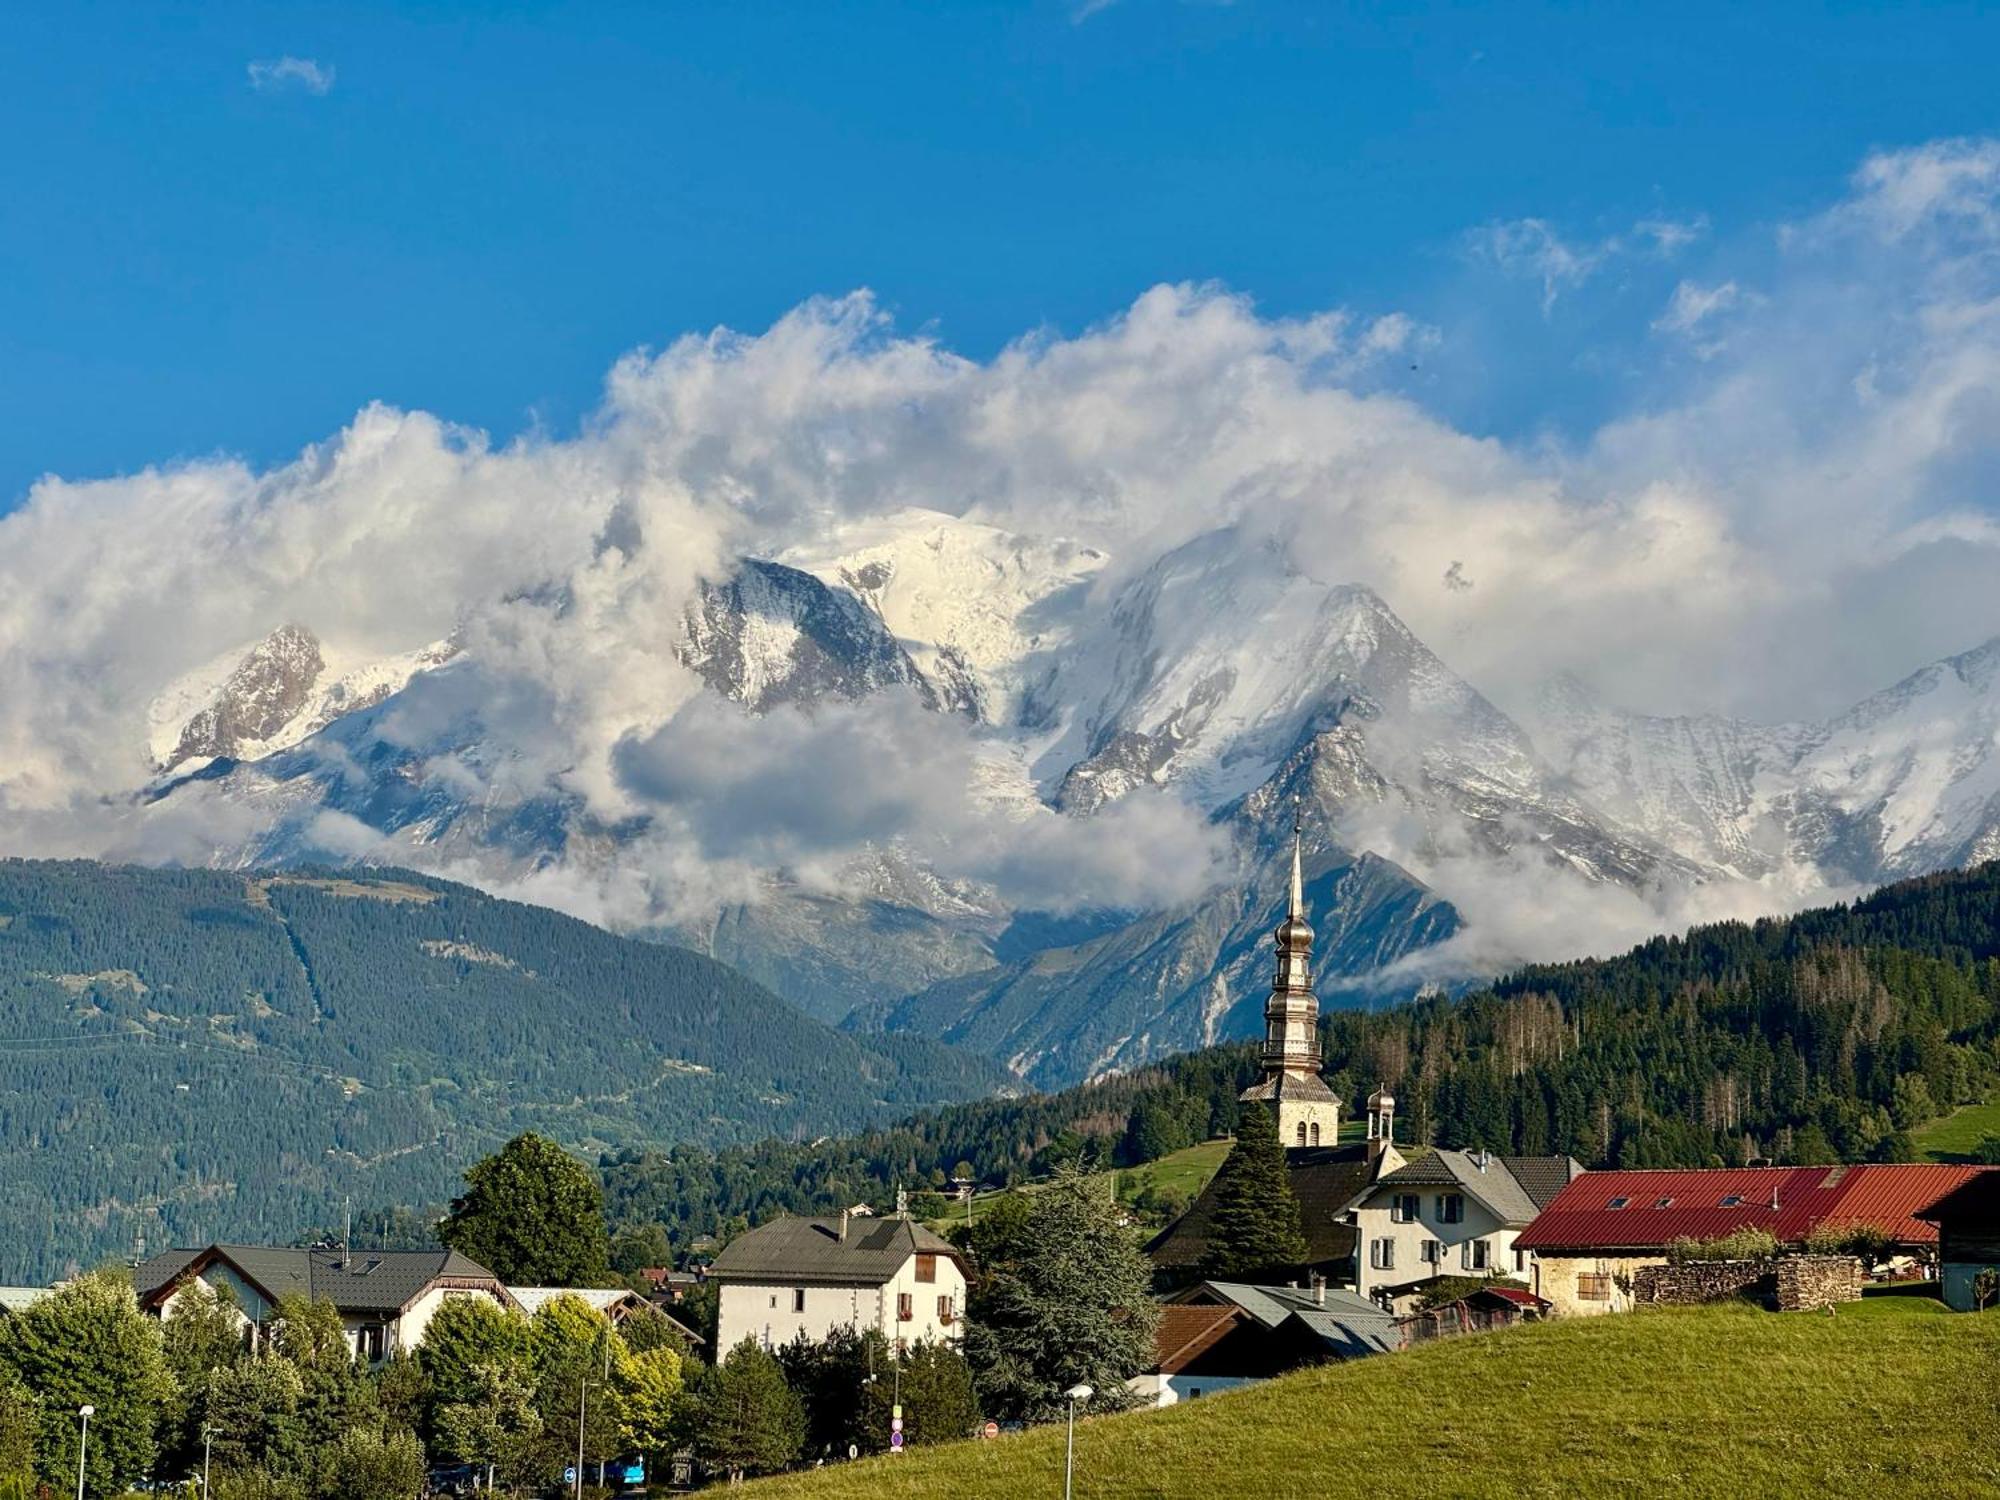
[132,509,2000,1086]
[1531,635,2000,887]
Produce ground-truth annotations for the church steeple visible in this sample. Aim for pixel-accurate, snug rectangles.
[1239,799,1340,1151]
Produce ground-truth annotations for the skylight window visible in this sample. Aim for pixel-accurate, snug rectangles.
[1607,1196,1630,1210]
[1719,1194,1744,1207]
[1653,1197,1675,1209]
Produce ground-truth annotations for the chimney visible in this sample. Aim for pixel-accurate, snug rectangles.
[1311,1273,1326,1307]
[839,1208,850,1243]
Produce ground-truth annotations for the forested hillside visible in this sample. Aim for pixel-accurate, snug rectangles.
[596,864,2000,1248]
[0,861,1000,1278]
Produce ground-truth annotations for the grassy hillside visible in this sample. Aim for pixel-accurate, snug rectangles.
[0,860,1000,1277]
[1913,1096,2000,1161]
[747,1301,2000,1500]
[924,1138,1237,1236]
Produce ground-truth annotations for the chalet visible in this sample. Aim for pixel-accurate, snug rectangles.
[133,1245,513,1360]
[1514,1163,1984,1316]
[709,1212,966,1355]
[1345,1149,1582,1311]
[1916,1169,2000,1312]
[1170,1279,1402,1364]
[1127,1304,1291,1408]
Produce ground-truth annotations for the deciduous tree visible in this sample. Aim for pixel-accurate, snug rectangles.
[441,1133,611,1286]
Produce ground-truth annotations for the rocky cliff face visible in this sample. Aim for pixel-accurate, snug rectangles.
[168,623,325,766]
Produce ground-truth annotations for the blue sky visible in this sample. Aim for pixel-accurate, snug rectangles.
[7,1,2000,507]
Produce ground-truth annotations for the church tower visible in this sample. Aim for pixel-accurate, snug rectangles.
[1238,808,1340,1151]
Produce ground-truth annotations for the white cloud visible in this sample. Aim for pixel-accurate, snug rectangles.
[248,57,335,95]
[2,140,1999,959]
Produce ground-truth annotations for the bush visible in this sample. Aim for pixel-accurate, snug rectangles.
[1802,1221,1892,1267]
[1667,1227,1778,1263]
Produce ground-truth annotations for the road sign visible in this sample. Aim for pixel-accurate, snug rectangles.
[983,1420,999,1440]
[892,1404,903,1420]
[890,1432,904,1452]
[891,1418,903,1433]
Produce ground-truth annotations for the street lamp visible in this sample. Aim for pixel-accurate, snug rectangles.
[1061,1384,1092,1500]
[201,1421,214,1500]
[75,1404,93,1500]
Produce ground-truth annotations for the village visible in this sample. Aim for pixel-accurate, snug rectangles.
[2,832,1993,1495]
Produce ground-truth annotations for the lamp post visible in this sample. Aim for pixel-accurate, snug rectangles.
[1061,1384,1092,1500]
[75,1404,93,1500]
[202,1422,213,1500]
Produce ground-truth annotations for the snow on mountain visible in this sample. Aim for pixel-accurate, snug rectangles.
[1531,635,2000,887]
[781,508,1107,723]
[147,625,458,773]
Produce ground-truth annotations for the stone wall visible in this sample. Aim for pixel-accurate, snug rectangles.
[1631,1259,1773,1306]
[1775,1255,1863,1312]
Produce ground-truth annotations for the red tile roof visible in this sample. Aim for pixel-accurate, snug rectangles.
[1514,1164,1986,1253]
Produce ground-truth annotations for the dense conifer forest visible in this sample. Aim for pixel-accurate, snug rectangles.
[0,861,1000,1278]
[593,864,2000,1249]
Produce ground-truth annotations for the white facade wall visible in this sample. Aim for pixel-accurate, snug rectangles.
[1352,1188,1533,1301]
[716,1254,966,1356]
[1125,1373,1259,1408]
[156,1272,508,1360]
[1531,1254,1661,1316]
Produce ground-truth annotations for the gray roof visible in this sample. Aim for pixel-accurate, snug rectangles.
[1369,1151,1577,1228]
[1175,1280,1399,1359]
[1240,1071,1339,1105]
[134,1245,505,1316]
[0,1287,49,1315]
[709,1216,961,1287]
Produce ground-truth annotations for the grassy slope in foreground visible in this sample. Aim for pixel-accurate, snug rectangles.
[747,1301,2000,1500]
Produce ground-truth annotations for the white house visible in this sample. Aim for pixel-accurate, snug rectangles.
[133,1244,514,1361]
[1346,1151,1582,1311]
[709,1212,967,1355]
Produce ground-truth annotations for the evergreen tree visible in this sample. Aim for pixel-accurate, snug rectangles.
[441,1133,612,1286]
[1197,1102,1309,1281]
[692,1342,805,1481]
[860,1341,979,1448]
[961,1166,1158,1423]
[0,1369,37,1494]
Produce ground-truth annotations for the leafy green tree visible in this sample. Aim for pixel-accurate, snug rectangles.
[265,1297,369,1493]
[961,1166,1158,1423]
[1197,1103,1308,1281]
[608,1224,674,1278]
[0,1368,38,1493]
[0,1270,174,1497]
[157,1278,247,1477]
[617,1304,693,1360]
[615,1345,688,1475]
[417,1296,529,1419]
[1971,1133,2000,1166]
[371,1353,429,1435]
[204,1355,306,1482]
[526,1295,626,1479]
[691,1342,804,1481]
[860,1341,979,1448]
[434,1362,542,1492]
[441,1133,611,1286]
[320,1426,425,1500]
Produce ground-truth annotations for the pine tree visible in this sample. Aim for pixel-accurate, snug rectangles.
[961,1166,1158,1423]
[1198,1102,1309,1281]
[692,1342,805,1481]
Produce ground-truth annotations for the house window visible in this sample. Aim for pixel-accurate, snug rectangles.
[769,1294,778,1310]
[1370,1238,1395,1271]
[1438,1194,1465,1224]
[1391,1193,1420,1224]
[1576,1273,1612,1302]
[1607,1196,1630,1210]
[1420,1240,1441,1266]
[937,1295,954,1324]
[361,1323,387,1362]
[915,1254,937,1284]
[897,1293,914,1322]
[1514,1248,1529,1273]
[1310,1121,1321,1146]
[1188,1387,1202,1399]
[792,1289,807,1314]
[1464,1239,1491,1272]
[1296,1122,1308,1147]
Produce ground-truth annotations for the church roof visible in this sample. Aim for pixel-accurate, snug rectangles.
[1146,1142,1379,1280]
[1238,1070,1339,1104]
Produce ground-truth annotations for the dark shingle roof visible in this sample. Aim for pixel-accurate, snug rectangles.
[1502,1155,1586,1210]
[1148,1143,1376,1278]
[709,1216,961,1287]
[134,1245,504,1315]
